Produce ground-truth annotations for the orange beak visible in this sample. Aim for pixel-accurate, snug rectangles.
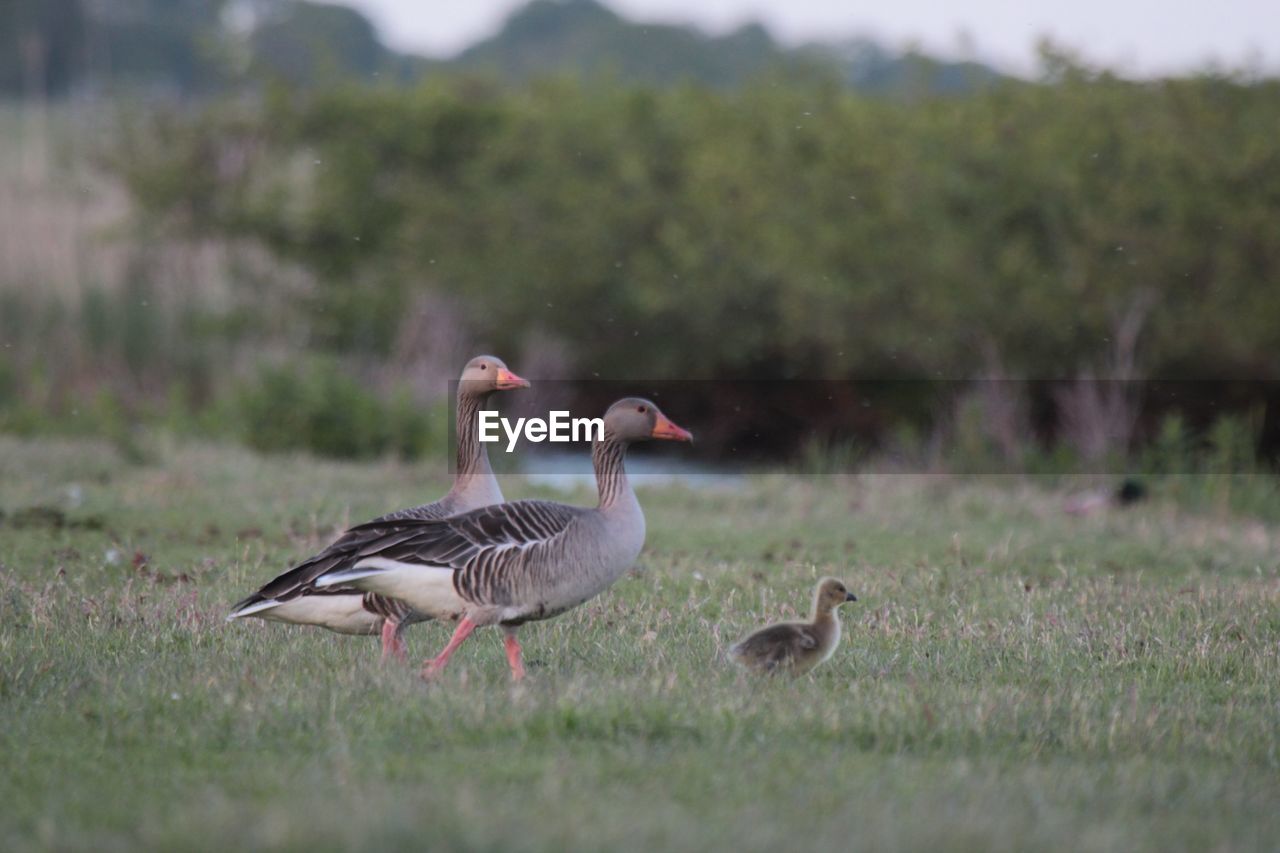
[651,412,693,442]
[494,368,530,390]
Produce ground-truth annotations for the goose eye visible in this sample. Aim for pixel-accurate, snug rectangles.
[638,405,647,413]
[480,364,487,370]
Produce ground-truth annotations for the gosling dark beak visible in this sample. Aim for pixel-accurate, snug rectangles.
[846,592,858,602]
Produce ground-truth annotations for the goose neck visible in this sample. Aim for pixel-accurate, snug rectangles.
[450,390,497,498]
[810,595,838,623]
[593,434,633,510]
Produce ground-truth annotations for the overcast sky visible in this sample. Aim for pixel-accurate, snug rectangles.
[344,0,1277,76]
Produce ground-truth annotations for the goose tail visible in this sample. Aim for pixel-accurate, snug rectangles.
[226,595,281,621]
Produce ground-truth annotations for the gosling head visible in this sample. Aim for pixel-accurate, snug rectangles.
[814,577,857,614]
[458,355,529,398]
[602,397,693,445]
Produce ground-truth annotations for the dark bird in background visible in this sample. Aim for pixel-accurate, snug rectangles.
[1065,477,1148,516]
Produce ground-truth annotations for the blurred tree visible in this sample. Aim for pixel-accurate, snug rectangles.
[450,0,1001,92]
[86,0,232,94]
[0,0,86,97]
[248,0,391,86]
[112,67,1280,392]
[0,0,1004,99]
[453,0,799,88]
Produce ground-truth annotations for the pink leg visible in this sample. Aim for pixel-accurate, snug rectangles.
[420,617,477,680]
[380,619,407,664]
[503,630,526,681]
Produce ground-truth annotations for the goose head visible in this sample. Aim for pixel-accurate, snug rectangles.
[458,355,529,398]
[603,398,693,444]
[815,577,857,613]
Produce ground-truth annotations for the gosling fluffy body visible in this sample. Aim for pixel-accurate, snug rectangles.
[730,577,857,675]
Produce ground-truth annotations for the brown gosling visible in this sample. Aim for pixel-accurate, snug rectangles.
[730,577,857,675]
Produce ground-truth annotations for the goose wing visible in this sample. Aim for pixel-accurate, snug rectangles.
[732,622,818,671]
[365,501,454,524]
[311,500,590,611]
[343,499,587,571]
[229,503,452,613]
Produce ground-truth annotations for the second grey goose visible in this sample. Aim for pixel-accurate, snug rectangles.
[225,355,529,661]
[314,398,692,680]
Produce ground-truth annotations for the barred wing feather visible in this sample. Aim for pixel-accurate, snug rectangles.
[347,500,588,571]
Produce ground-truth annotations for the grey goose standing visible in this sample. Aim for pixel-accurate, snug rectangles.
[730,577,858,675]
[313,398,693,680]
[225,355,529,661]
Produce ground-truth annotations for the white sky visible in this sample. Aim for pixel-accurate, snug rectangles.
[344,0,1278,76]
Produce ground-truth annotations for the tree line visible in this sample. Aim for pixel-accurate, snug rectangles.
[116,69,1279,373]
[107,66,1280,458]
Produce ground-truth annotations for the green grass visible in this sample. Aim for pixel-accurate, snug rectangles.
[2,435,1278,851]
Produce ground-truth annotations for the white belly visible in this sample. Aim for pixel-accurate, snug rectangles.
[347,558,467,620]
[255,594,382,635]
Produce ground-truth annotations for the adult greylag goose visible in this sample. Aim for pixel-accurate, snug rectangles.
[225,355,529,661]
[730,578,857,675]
[313,398,692,680]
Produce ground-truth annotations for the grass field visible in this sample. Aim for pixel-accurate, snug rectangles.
[2,434,1278,851]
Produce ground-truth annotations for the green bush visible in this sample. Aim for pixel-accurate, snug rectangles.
[232,359,442,460]
[1133,412,1279,520]
[111,72,1280,383]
